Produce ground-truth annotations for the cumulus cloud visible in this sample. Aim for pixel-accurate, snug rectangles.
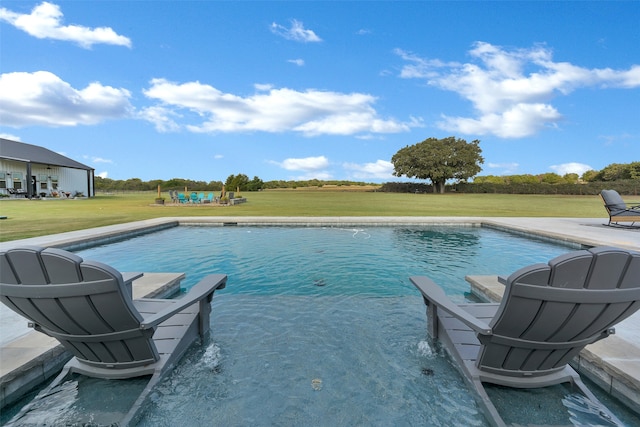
[396,42,640,138]
[141,78,418,136]
[288,59,305,66]
[137,105,181,132]
[270,19,322,42]
[277,156,329,171]
[343,160,394,180]
[0,71,133,127]
[0,2,131,48]
[97,171,108,179]
[270,156,331,180]
[550,162,592,176]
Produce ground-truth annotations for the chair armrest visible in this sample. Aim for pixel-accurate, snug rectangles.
[122,272,143,297]
[140,274,227,329]
[410,276,492,335]
[498,275,508,285]
[122,272,144,284]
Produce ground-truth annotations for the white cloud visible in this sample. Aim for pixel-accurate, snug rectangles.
[97,171,108,179]
[487,162,520,175]
[141,78,418,136]
[288,59,305,66]
[598,132,634,147]
[0,71,133,127]
[137,105,181,132]
[270,156,331,180]
[343,160,394,180]
[278,156,329,171]
[0,133,21,141]
[213,154,224,159]
[396,42,640,138]
[437,103,561,138]
[0,2,131,48]
[270,19,322,43]
[84,156,113,164]
[550,162,592,176]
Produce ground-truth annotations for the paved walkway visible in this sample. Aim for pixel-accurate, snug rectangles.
[1,217,638,413]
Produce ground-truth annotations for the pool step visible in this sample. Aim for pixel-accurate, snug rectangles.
[466,275,640,417]
[0,272,185,409]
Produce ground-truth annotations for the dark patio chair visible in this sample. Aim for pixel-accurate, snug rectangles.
[0,246,227,426]
[600,189,640,227]
[410,246,640,427]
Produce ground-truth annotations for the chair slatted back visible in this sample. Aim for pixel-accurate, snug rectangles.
[478,247,640,376]
[0,247,158,368]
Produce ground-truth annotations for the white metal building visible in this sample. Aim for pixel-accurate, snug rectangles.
[0,138,95,198]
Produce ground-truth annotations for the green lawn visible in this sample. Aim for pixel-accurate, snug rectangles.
[0,190,610,242]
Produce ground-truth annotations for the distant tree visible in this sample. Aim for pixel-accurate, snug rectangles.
[629,162,640,179]
[391,136,483,193]
[473,175,506,184]
[508,174,539,184]
[124,178,144,191]
[225,174,250,191]
[600,163,629,181]
[246,176,264,191]
[562,173,579,184]
[581,170,599,182]
[538,173,563,184]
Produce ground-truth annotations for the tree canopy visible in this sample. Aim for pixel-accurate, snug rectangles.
[391,136,484,193]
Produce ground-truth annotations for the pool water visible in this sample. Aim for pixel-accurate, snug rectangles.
[5,226,637,426]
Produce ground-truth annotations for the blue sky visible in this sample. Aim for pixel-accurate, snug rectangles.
[1,1,639,183]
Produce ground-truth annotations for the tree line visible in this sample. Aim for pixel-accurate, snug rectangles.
[95,134,638,195]
[95,175,374,192]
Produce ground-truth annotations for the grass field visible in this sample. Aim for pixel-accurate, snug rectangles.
[0,189,611,242]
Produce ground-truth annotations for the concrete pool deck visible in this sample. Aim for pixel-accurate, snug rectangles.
[0,216,639,413]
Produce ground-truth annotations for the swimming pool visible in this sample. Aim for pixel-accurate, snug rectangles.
[5,225,636,426]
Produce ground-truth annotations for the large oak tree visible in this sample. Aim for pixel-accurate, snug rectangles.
[391,137,483,193]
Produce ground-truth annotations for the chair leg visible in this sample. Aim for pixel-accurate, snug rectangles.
[568,376,623,426]
[472,378,508,427]
[5,366,72,426]
[119,372,158,426]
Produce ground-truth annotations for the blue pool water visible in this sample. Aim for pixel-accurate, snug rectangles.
[5,226,637,426]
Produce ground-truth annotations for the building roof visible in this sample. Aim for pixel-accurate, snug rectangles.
[0,138,93,171]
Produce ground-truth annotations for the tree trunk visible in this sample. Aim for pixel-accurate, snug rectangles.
[433,181,445,193]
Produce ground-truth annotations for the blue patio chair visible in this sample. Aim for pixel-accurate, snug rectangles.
[190,192,200,203]
[177,192,188,204]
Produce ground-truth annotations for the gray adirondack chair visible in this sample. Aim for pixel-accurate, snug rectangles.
[410,246,640,427]
[600,189,640,227]
[0,246,227,426]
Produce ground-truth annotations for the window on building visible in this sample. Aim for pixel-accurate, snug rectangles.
[51,175,59,190]
[12,172,22,189]
[39,174,48,190]
[0,173,6,189]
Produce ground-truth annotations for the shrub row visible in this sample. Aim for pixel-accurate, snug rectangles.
[380,180,640,196]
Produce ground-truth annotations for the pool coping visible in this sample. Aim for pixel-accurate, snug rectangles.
[1,216,638,252]
[1,216,639,415]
